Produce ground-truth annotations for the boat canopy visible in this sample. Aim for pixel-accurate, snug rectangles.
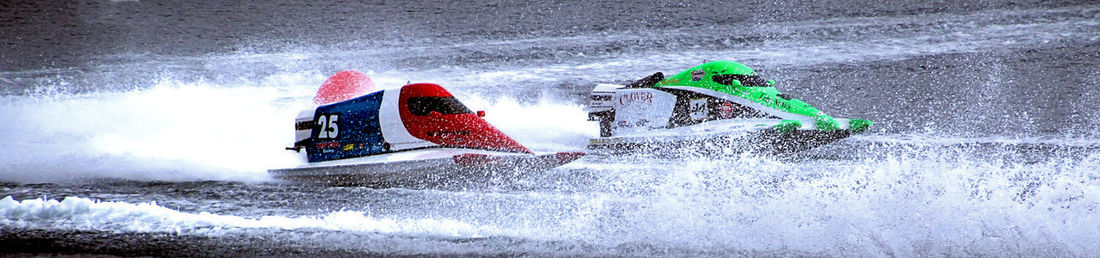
[712,73,770,87]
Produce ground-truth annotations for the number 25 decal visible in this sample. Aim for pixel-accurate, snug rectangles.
[316,114,339,139]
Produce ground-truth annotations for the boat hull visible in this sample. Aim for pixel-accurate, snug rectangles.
[588,129,851,155]
[586,119,852,155]
[269,148,583,187]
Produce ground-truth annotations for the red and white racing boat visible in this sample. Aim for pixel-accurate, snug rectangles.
[269,71,584,186]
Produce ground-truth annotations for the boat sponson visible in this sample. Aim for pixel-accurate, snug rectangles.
[587,129,851,155]
[269,150,582,187]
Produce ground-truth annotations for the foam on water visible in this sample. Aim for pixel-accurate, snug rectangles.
[855,133,1100,147]
[0,195,501,238]
[0,72,322,183]
[558,145,1100,255]
[3,142,1099,255]
[0,70,597,184]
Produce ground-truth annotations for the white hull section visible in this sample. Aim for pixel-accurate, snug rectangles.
[588,118,853,154]
[378,88,437,151]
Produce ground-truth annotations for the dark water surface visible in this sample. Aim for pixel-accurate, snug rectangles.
[2,0,1099,256]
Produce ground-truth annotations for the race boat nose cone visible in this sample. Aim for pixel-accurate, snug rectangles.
[398,83,533,154]
[849,119,873,133]
[314,70,378,105]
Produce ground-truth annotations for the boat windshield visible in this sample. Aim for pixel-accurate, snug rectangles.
[713,74,770,87]
[408,97,473,116]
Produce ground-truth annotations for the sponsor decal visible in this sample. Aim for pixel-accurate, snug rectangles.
[343,144,355,151]
[295,121,314,131]
[314,142,340,148]
[691,69,705,81]
[689,98,707,120]
[616,118,654,128]
[756,93,792,110]
[664,78,681,84]
[591,94,612,101]
[618,91,654,105]
[719,101,735,119]
[591,137,622,144]
[453,153,501,166]
[427,130,471,137]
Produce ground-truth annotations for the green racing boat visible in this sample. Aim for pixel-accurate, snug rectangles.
[586,60,872,154]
